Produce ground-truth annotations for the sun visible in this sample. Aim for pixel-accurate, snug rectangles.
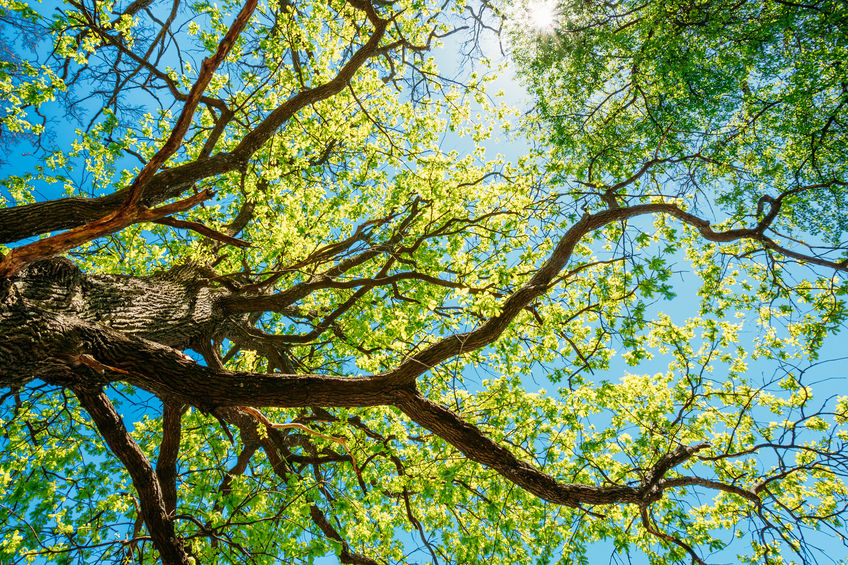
[527,0,558,33]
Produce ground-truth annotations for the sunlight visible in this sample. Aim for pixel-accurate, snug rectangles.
[527,0,558,33]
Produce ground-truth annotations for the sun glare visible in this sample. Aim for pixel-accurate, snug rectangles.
[527,0,558,33]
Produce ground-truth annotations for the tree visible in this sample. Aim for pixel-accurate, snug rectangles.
[0,0,846,562]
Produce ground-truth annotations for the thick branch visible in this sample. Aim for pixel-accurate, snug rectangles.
[156,401,183,516]
[394,389,706,507]
[0,188,214,278]
[4,308,410,407]
[73,388,192,565]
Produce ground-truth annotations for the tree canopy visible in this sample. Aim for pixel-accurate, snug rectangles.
[0,0,847,563]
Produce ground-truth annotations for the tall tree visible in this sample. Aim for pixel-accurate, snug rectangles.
[0,0,846,563]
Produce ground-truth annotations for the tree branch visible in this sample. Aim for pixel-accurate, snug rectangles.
[0,4,390,247]
[0,188,215,279]
[155,401,183,517]
[72,387,192,565]
[658,476,761,505]
[154,216,252,248]
[121,0,259,209]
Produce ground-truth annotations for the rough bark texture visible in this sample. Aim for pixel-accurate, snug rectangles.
[0,258,413,406]
[0,257,226,362]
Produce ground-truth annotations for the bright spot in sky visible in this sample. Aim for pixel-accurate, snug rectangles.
[527,0,558,33]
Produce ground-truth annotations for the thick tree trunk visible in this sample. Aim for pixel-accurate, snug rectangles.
[0,257,412,408]
[0,258,226,389]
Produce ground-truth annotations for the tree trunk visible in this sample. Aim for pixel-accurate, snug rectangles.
[0,257,226,389]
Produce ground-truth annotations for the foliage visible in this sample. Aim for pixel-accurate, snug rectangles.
[0,0,846,563]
